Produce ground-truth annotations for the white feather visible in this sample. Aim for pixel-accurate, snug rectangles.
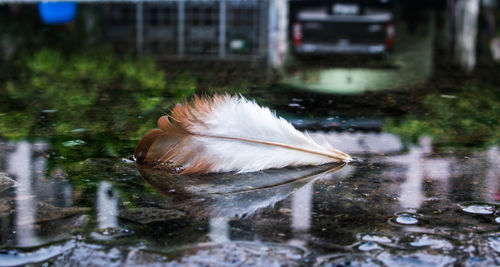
[135,95,351,174]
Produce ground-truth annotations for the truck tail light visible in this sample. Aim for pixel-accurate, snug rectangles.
[293,22,302,47]
[385,23,395,50]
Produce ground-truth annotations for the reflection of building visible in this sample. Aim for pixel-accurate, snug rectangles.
[1,141,79,247]
[3,141,73,246]
[97,181,119,229]
[7,142,38,246]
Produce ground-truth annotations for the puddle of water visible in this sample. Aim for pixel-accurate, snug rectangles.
[1,118,499,266]
[0,113,499,265]
[1,60,499,266]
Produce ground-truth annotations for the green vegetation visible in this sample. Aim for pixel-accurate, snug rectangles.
[384,84,500,148]
[0,45,196,202]
[1,46,194,138]
[0,45,195,172]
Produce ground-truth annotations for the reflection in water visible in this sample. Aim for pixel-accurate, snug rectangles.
[7,142,39,246]
[138,163,346,218]
[486,146,500,202]
[310,132,402,155]
[96,181,119,229]
[392,145,425,209]
[387,137,452,210]
[1,134,500,265]
[33,147,74,208]
[288,182,313,249]
[209,217,230,243]
[291,183,312,231]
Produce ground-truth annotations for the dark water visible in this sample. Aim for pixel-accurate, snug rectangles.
[0,81,499,266]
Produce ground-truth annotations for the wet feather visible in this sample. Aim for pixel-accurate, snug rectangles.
[135,95,351,174]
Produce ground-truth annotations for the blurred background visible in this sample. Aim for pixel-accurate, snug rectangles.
[0,1,500,266]
[2,0,500,81]
[1,0,499,151]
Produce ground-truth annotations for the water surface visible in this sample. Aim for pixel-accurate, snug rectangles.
[0,84,499,266]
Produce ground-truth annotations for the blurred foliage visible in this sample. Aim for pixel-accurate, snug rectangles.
[384,84,500,148]
[0,45,196,202]
[0,45,195,170]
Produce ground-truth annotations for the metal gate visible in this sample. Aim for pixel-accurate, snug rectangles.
[107,0,270,61]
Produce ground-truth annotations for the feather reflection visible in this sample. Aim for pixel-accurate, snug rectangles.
[138,163,346,218]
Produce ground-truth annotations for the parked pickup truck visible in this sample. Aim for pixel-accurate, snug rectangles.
[291,0,394,55]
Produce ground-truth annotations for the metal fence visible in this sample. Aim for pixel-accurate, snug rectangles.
[98,0,269,61]
[1,0,287,66]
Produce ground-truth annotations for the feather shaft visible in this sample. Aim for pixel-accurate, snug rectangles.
[188,134,350,162]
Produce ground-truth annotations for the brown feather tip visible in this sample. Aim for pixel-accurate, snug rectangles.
[134,129,163,163]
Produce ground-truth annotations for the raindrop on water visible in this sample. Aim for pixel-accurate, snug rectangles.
[395,213,419,225]
[361,234,392,243]
[460,203,495,215]
[358,241,382,251]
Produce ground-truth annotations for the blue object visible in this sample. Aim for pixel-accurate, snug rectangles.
[38,2,77,25]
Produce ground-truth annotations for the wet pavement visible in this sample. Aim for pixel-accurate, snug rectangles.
[0,86,499,265]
